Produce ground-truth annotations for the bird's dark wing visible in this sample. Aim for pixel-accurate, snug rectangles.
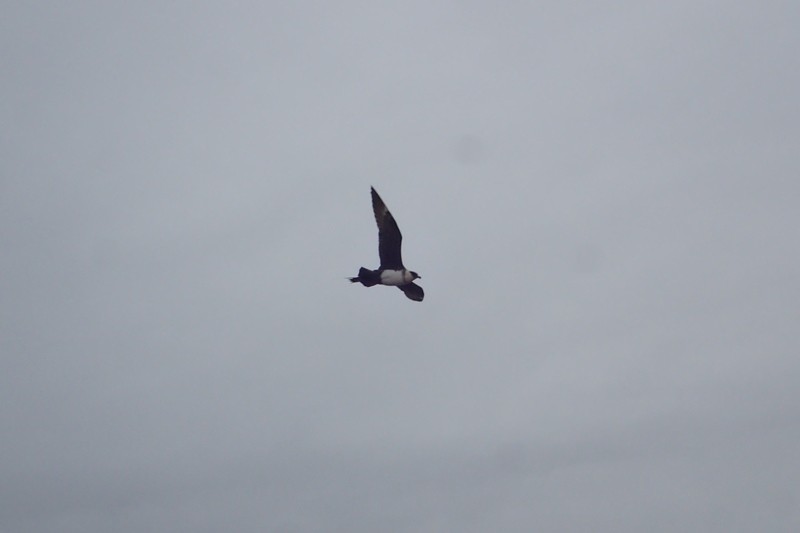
[398,282,424,302]
[371,187,404,269]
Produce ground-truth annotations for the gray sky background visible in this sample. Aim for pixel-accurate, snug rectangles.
[2,2,799,531]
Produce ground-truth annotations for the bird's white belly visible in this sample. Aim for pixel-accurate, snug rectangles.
[380,269,408,286]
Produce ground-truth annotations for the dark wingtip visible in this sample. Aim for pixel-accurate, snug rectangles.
[371,187,384,210]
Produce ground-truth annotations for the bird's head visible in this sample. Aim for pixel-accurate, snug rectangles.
[410,271,421,280]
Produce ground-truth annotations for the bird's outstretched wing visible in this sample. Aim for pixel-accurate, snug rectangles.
[371,187,404,269]
[398,282,424,302]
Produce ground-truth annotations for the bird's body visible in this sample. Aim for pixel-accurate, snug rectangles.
[379,269,416,286]
[349,188,424,301]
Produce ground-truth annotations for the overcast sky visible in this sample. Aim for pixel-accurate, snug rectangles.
[2,2,799,532]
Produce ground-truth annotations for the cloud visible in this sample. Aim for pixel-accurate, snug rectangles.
[2,2,799,531]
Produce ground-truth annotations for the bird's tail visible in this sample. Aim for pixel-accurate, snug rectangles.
[349,267,379,287]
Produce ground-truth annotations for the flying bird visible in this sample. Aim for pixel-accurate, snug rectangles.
[349,187,424,301]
